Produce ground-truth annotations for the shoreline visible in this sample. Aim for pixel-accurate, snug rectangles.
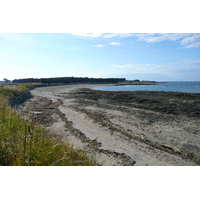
[90,82,200,94]
[18,84,200,165]
[115,81,159,86]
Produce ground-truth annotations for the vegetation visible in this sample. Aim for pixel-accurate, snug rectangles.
[0,85,95,166]
[0,84,31,98]
[12,76,126,84]
[12,78,41,84]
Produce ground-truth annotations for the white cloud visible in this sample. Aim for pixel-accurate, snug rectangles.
[112,63,170,75]
[72,33,104,38]
[71,33,135,38]
[70,33,200,48]
[112,60,200,76]
[110,42,120,45]
[169,60,200,69]
[103,33,121,38]
[180,33,200,45]
[113,64,135,68]
[94,44,104,48]
[104,33,135,38]
[135,33,200,48]
[109,64,118,66]
[113,63,154,69]
[138,64,154,67]
[135,33,190,42]
[183,41,200,49]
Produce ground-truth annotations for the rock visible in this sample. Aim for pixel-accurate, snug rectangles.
[8,91,32,107]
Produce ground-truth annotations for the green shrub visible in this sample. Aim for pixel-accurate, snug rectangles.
[0,85,95,166]
[0,84,30,99]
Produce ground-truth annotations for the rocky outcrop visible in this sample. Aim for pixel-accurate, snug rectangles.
[9,91,32,108]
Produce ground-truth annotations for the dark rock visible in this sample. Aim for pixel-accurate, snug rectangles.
[8,91,32,108]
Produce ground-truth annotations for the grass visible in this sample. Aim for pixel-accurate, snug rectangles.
[0,84,96,166]
[70,88,95,93]
[0,84,31,98]
[70,89,81,93]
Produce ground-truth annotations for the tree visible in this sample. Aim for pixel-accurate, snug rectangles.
[3,78,11,83]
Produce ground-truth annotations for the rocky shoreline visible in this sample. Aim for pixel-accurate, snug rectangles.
[9,91,32,107]
[18,84,200,166]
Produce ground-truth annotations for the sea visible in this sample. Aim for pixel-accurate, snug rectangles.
[92,81,200,93]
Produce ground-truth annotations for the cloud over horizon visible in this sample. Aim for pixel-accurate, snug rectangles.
[112,60,200,75]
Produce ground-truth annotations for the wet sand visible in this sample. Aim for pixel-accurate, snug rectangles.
[18,84,200,165]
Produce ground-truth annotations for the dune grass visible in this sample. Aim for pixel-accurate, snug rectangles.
[0,84,31,98]
[0,85,96,166]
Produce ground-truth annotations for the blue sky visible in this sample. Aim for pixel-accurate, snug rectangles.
[0,33,200,81]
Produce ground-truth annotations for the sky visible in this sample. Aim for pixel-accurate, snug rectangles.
[0,33,200,81]
[1,1,200,198]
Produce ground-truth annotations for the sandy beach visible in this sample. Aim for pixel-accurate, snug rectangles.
[18,84,200,166]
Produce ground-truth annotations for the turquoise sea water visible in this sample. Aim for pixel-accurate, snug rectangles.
[92,82,200,93]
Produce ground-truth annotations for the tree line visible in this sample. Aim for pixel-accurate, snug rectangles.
[12,77,126,84]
